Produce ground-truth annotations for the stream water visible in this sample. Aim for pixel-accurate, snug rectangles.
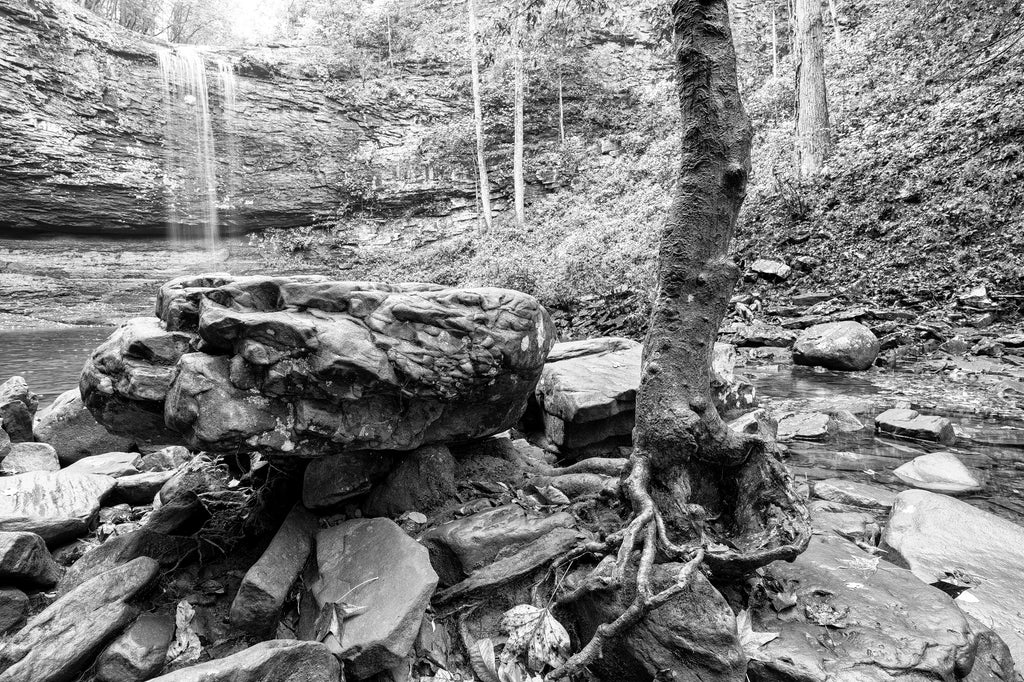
[1,327,1022,523]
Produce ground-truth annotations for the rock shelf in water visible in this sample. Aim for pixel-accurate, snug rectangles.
[81,274,555,456]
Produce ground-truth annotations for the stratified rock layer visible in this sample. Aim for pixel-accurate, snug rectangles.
[81,274,555,456]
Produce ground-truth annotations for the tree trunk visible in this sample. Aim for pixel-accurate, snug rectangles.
[512,0,526,228]
[794,0,830,176]
[772,6,779,77]
[467,0,493,231]
[827,0,843,46]
[557,71,565,144]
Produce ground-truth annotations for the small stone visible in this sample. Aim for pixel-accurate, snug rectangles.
[147,640,340,682]
[364,444,457,517]
[750,259,792,281]
[875,408,956,445]
[139,446,192,472]
[34,388,136,465]
[95,612,175,682]
[0,442,59,474]
[0,531,60,587]
[230,505,316,633]
[777,412,834,441]
[893,452,981,494]
[793,321,880,371]
[0,588,28,634]
[813,478,896,510]
[310,518,438,678]
[64,451,143,478]
[302,451,393,510]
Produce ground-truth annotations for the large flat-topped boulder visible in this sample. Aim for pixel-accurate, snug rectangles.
[81,274,555,455]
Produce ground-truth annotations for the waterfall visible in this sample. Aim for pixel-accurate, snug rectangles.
[158,46,232,250]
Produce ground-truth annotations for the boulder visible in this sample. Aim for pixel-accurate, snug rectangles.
[57,529,194,594]
[363,444,457,517]
[748,534,978,682]
[0,471,116,545]
[812,478,896,511]
[893,452,981,494]
[963,616,1017,682]
[0,429,9,459]
[302,451,394,511]
[0,557,159,682]
[34,388,136,465]
[777,412,835,440]
[309,518,438,677]
[0,376,38,443]
[807,500,879,541]
[95,612,175,682]
[875,408,956,445]
[750,259,793,281]
[792,321,879,371]
[0,588,28,634]
[536,338,753,448]
[111,471,176,506]
[0,442,60,474]
[0,531,60,587]
[64,451,143,478]
[139,446,192,472]
[421,504,577,585]
[567,558,745,682]
[884,490,1024,665]
[148,640,341,682]
[230,505,316,633]
[81,275,555,456]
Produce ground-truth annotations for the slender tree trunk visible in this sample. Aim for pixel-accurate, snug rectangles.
[557,71,565,144]
[828,0,843,45]
[512,0,526,228]
[771,7,779,77]
[467,0,493,231]
[794,0,830,176]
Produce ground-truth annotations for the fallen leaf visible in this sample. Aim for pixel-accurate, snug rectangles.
[165,600,202,666]
[736,609,779,660]
[469,637,500,682]
[499,604,571,672]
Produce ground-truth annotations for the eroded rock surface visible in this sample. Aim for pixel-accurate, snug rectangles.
[148,640,341,682]
[82,275,555,456]
[792,321,880,371]
[0,471,116,545]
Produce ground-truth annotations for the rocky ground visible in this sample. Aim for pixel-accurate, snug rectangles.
[0,274,1021,682]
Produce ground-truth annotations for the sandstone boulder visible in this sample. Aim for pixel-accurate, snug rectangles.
[0,588,27,634]
[149,640,341,682]
[363,444,457,517]
[750,258,792,281]
[893,452,981,494]
[884,490,1024,665]
[812,478,896,511]
[0,557,158,682]
[0,531,60,587]
[0,471,116,545]
[309,518,438,677]
[81,275,555,456]
[875,408,956,445]
[65,451,143,478]
[302,451,394,510]
[0,442,59,474]
[0,376,38,443]
[95,612,175,682]
[792,321,879,371]
[34,388,136,465]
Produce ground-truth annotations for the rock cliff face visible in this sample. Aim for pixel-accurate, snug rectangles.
[0,0,480,237]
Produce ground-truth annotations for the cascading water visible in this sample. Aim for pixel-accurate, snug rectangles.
[158,47,236,250]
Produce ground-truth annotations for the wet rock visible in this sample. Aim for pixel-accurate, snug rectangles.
[112,471,176,506]
[0,588,28,634]
[34,388,136,465]
[139,446,192,472]
[812,478,896,510]
[148,640,341,682]
[65,451,143,478]
[0,377,38,443]
[884,489,1024,665]
[95,612,175,682]
[807,500,879,540]
[0,557,159,682]
[963,616,1016,682]
[748,534,976,682]
[0,429,8,459]
[777,412,835,440]
[728,409,778,440]
[0,442,59,474]
[302,451,394,511]
[875,408,956,445]
[156,456,230,506]
[0,471,116,545]
[57,529,194,594]
[230,505,316,633]
[364,444,457,517]
[0,531,60,587]
[893,452,981,494]
[567,557,745,682]
[792,321,880,371]
[309,518,438,677]
[750,259,793,281]
[731,322,797,348]
[82,276,555,456]
[421,504,577,585]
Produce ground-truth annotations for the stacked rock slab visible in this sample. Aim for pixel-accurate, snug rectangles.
[535,338,754,449]
[81,274,555,455]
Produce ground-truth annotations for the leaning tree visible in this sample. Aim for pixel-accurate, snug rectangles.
[549,0,810,675]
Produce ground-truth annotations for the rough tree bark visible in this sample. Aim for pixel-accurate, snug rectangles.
[795,0,831,176]
[550,0,810,673]
[513,0,527,228]
[467,0,494,231]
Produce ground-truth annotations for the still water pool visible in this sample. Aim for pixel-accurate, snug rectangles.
[0,326,113,406]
